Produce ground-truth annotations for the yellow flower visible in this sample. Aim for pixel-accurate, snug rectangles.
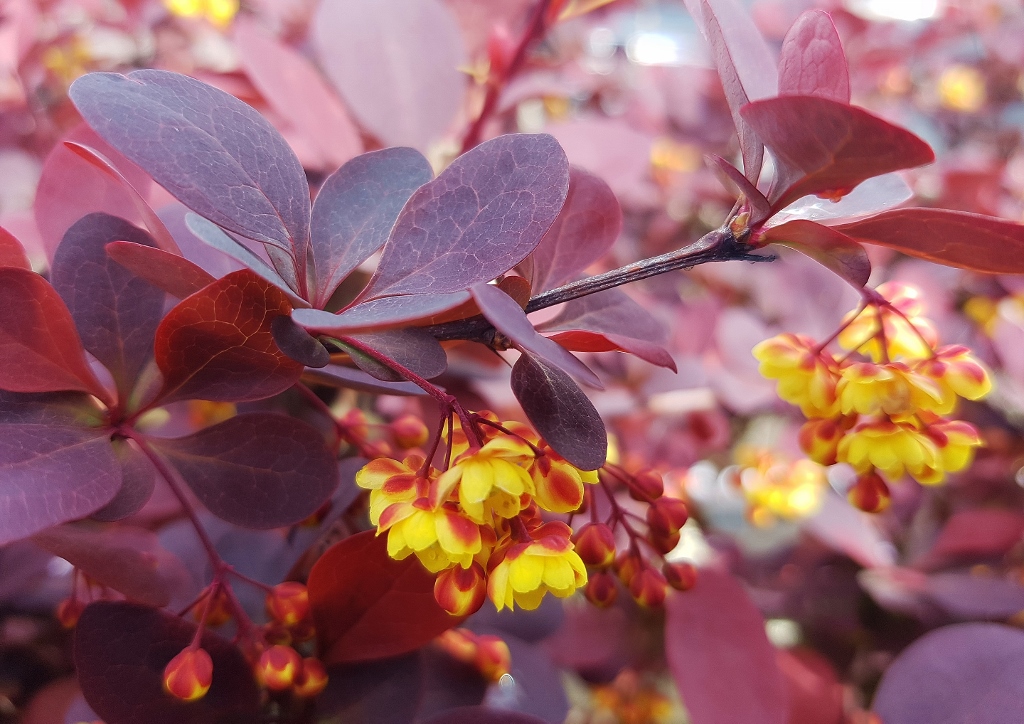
[355,456,428,526]
[433,436,535,523]
[925,418,983,477]
[165,0,239,26]
[916,345,992,403]
[487,522,587,611]
[837,361,950,416]
[837,418,943,484]
[752,334,840,418]
[378,502,482,573]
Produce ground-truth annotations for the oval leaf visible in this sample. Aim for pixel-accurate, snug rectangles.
[69,70,310,269]
[340,329,448,382]
[359,134,570,299]
[104,241,216,300]
[778,10,850,103]
[665,568,789,724]
[310,147,433,308]
[154,269,303,404]
[760,219,870,288]
[150,413,339,529]
[308,530,463,664]
[302,364,425,396]
[510,352,607,470]
[51,213,166,399]
[75,601,260,724]
[271,316,331,368]
[0,392,119,545]
[294,292,472,335]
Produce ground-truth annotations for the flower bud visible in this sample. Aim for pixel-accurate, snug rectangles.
[573,523,617,568]
[266,582,310,627]
[663,562,697,591]
[434,563,487,617]
[646,497,689,537]
[584,571,618,607]
[629,470,664,501]
[193,586,232,627]
[293,657,329,698]
[256,645,303,691]
[56,597,85,628]
[391,414,429,449]
[262,621,293,647]
[340,408,369,439]
[474,635,512,681]
[614,551,644,587]
[647,528,681,555]
[163,647,213,702]
[848,472,891,513]
[629,567,668,607]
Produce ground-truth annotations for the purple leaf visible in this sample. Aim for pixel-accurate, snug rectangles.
[0,392,119,545]
[685,0,777,181]
[310,147,433,308]
[706,155,771,224]
[472,283,601,388]
[69,70,311,277]
[301,364,425,396]
[420,708,548,724]
[759,219,871,288]
[0,268,110,402]
[316,654,423,722]
[341,329,448,382]
[665,568,789,724]
[271,316,331,368]
[537,288,676,370]
[293,292,472,334]
[32,524,186,607]
[51,213,166,399]
[778,10,850,103]
[104,241,217,300]
[75,601,260,724]
[359,134,569,299]
[740,96,934,210]
[91,438,156,522]
[925,573,1024,621]
[528,167,621,293]
[233,17,362,172]
[312,0,467,150]
[150,413,339,529]
[873,623,1024,724]
[510,352,606,470]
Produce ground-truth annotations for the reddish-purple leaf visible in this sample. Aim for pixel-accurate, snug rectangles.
[759,219,871,288]
[926,509,1024,564]
[51,213,166,399]
[510,352,607,470]
[0,268,109,401]
[75,601,260,724]
[835,208,1024,274]
[105,241,216,300]
[150,413,339,529]
[740,96,934,210]
[665,568,789,724]
[234,17,361,172]
[0,392,119,545]
[312,0,466,150]
[301,364,425,396]
[537,288,675,370]
[154,270,303,404]
[685,0,777,181]
[359,134,569,299]
[317,654,423,722]
[420,709,548,724]
[925,573,1024,621]
[873,623,1024,724]
[69,70,311,272]
[90,438,156,522]
[341,329,448,382]
[32,524,185,607]
[706,155,771,224]
[270,316,331,368]
[308,530,463,664]
[294,292,472,334]
[489,636,570,722]
[0,226,31,269]
[778,10,850,103]
[528,167,621,293]
[472,283,601,389]
[310,147,433,308]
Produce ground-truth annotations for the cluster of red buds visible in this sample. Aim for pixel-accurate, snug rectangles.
[435,628,512,682]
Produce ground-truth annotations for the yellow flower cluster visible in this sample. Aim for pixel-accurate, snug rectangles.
[734,448,828,526]
[753,283,990,507]
[356,414,596,614]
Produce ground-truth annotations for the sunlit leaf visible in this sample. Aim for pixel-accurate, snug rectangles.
[760,219,871,288]
[706,155,771,224]
[778,10,849,103]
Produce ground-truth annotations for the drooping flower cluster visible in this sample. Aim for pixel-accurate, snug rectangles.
[753,282,991,510]
[356,413,595,614]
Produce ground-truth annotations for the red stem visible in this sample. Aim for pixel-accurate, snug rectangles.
[294,382,376,457]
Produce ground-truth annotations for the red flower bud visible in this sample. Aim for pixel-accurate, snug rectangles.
[663,562,697,591]
[434,563,487,617]
[163,647,213,702]
[340,409,368,439]
[474,634,511,682]
[266,582,310,627]
[256,645,303,691]
[646,497,689,537]
[56,597,85,629]
[629,566,668,607]
[573,523,617,568]
[614,551,644,587]
[391,414,429,449]
[848,472,891,514]
[647,528,681,555]
[629,470,664,501]
[584,570,618,608]
[486,24,515,79]
[193,586,232,627]
[293,657,329,698]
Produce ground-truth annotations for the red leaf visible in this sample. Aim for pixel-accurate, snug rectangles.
[706,155,771,224]
[665,569,789,724]
[105,241,216,300]
[760,219,871,287]
[835,207,1024,274]
[778,648,845,724]
[0,268,109,401]
[778,10,850,103]
[925,509,1024,565]
[154,269,303,404]
[0,226,30,269]
[308,530,462,664]
[546,330,676,370]
[740,96,934,210]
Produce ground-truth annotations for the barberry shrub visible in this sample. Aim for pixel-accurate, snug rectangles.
[2,0,1024,722]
